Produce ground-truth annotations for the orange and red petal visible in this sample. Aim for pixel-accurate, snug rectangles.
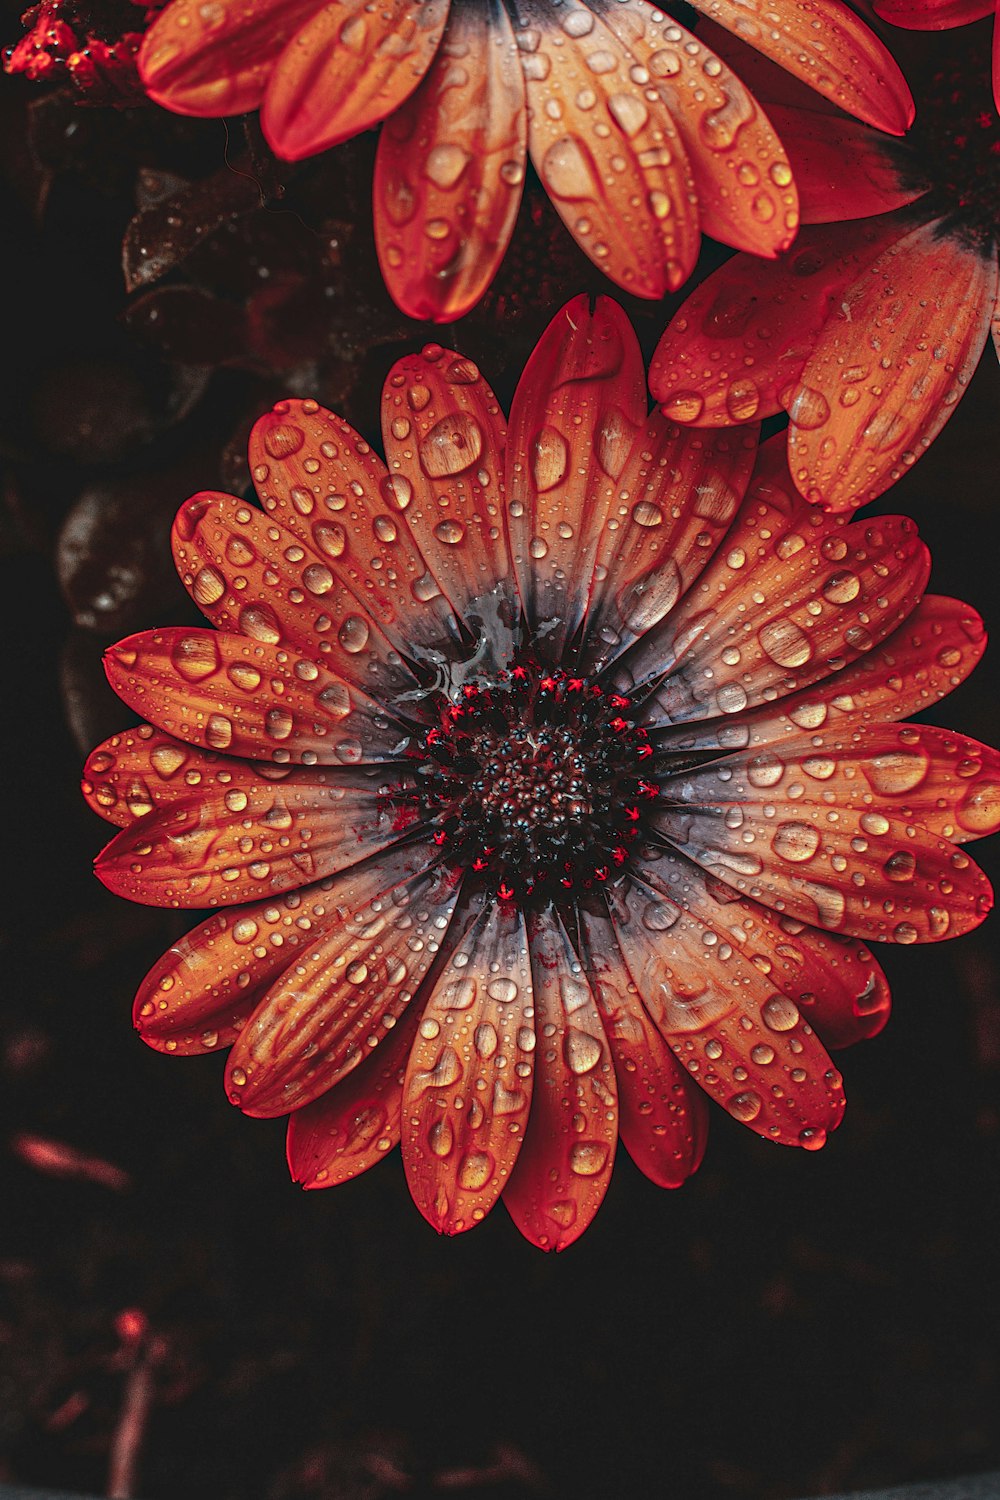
[502,908,617,1251]
[248,399,455,655]
[226,846,459,1118]
[600,2,798,257]
[401,897,534,1235]
[94,765,413,909]
[578,899,708,1189]
[688,0,914,134]
[787,221,999,511]
[649,214,907,426]
[516,0,700,299]
[504,294,646,655]
[261,0,451,161]
[380,344,517,644]
[767,105,923,224]
[138,0,318,116]
[374,0,527,321]
[873,0,994,26]
[83,724,216,828]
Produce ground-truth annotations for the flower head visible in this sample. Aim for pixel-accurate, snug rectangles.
[136,0,913,320]
[650,23,1000,511]
[86,296,999,1249]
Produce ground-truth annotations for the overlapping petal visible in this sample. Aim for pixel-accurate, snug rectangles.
[766,106,923,224]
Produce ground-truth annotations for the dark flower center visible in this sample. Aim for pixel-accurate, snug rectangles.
[411,664,658,902]
[897,45,1000,252]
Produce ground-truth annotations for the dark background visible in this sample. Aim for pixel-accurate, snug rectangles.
[1,14,999,1499]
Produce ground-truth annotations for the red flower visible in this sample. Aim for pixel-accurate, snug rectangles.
[85,296,999,1249]
[650,25,1000,511]
[136,0,913,320]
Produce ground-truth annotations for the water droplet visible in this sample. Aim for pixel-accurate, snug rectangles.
[727,1089,762,1123]
[338,615,370,654]
[170,633,220,682]
[262,422,305,459]
[565,1029,602,1075]
[758,618,813,669]
[531,426,569,492]
[419,413,483,478]
[569,1140,609,1176]
[434,518,466,545]
[771,822,820,864]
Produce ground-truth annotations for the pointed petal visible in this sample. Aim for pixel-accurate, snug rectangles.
[598,1,798,257]
[401,899,534,1235]
[95,765,414,909]
[607,866,845,1146]
[515,0,700,298]
[133,882,349,1056]
[630,498,930,724]
[286,1001,421,1187]
[873,0,993,25]
[654,593,987,756]
[261,0,451,161]
[688,0,914,134]
[576,898,708,1188]
[503,908,617,1251]
[649,215,906,426]
[248,399,455,655]
[787,221,998,511]
[505,295,646,654]
[579,414,759,674]
[374,0,527,321]
[766,105,922,224]
[172,491,420,701]
[138,0,318,117]
[380,345,517,653]
[84,725,204,828]
[227,845,458,1117]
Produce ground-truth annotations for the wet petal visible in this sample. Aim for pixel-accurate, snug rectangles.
[598,1,798,257]
[688,0,914,134]
[630,496,930,725]
[261,0,451,160]
[767,105,923,224]
[374,0,527,321]
[787,220,999,511]
[580,415,758,673]
[649,215,906,427]
[505,294,646,654]
[83,724,208,828]
[515,0,700,297]
[577,898,708,1187]
[248,399,455,655]
[606,866,845,1147]
[286,1001,422,1187]
[401,898,534,1235]
[503,907,617,1251]
[138,0,318,116]
[380,344,517,655]
[172,491,420,701]
[227,844,458,1117]
[95,765,415,909]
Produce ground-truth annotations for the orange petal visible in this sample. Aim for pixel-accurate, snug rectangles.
[598,1,799,257]
[286,1000,422,1188]
[580,413,759,674]
[577,898,708,1188]
[133,880,358,1056]
[83,724,205,828]
[104,628,411,766]
[172,491,419,701]
[374,0,527,321]
[766,105,923,224]
[226,846,459,1117]
[505,294,646,655]
[688,0,914,134]
[607,867,845,1147]
[655,593,988,756]
[95,764,414,909]
[401,898,534,1235]
[649,214,906,426]
[515,1,700,297]
[380,344,517,649]
[632,501,930,724]
[248,399,455,655]
[138,0,318,117]
[261,0,451,160]
[787,221,999,511]
[502,907,617,1251]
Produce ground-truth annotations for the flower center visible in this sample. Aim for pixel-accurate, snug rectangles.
[412,665,658,902]
[897,45,1000,252]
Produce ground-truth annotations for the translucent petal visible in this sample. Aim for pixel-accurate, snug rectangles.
[503,907,617,1251]
[374,0,527,321]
